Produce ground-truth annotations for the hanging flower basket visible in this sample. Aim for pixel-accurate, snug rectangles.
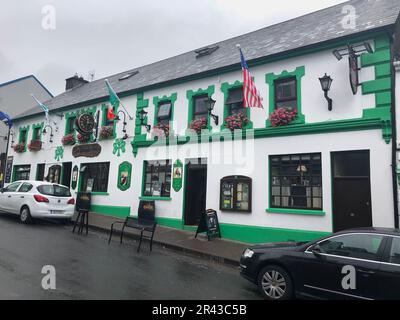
[61,133,75,146]
[99,125,114,140]
[224,113,249,131]
[28,140,42,152]
[13,143,25,153]
[152,123,170,138]
[270,107,298,127]
[77,133,91,144]
[189,118,208,135]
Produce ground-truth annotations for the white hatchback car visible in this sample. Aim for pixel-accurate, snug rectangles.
[0,180,75,223]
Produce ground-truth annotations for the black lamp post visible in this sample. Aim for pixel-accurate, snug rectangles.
[138,109,151,132]
[116,110,128,140]
[319,73,333,111]
[207,97,218,126]
[42,124,54,143]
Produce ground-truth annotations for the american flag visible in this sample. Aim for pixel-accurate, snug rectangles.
[239,46,263,108]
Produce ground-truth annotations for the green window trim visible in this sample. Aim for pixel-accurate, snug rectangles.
[139,196,172,201]
[153,93,177,127]
[266,208,325,216]
[90,192,110,196]
[117,161,132,191]
[32,122,44,142]
[186,85,215,131]
[134,93,149,141]
[265,66,305,127]
[101,103,118,139]
[18,125,30,152]
[220,80,253,130]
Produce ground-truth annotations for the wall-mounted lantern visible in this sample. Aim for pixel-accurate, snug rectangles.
[319,73,333,111]
[206,97,218,126]
[42,124,54,143]
[138,109,151,132]
[116,110,128,140]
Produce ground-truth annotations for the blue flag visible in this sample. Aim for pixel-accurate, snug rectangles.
[0,111,13,129]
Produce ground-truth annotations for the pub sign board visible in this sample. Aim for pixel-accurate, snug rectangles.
[172,159,183,192]
[195,209,221,241]
[72,143,101,158]
[4,156,13,184]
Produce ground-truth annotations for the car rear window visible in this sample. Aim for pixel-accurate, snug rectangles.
[37,184,71,197]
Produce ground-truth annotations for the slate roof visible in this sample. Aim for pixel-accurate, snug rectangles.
[16,0,400,120]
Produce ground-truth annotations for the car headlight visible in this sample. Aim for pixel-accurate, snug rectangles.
[243,248,254,259]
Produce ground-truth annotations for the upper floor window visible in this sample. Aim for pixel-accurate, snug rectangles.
[226,87,245,116]
[274,77,297,110]
[104,106,116,127]
[66,116,76,135]
[156,101,172,125]
[20,129,28,144]
[32,127,41,142]
[270,153,322,210]
[192,95,209,123]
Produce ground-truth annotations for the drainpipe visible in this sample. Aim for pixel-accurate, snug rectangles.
[391,57,399,229]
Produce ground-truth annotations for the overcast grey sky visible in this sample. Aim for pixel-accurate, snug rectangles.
[0,0,348,96]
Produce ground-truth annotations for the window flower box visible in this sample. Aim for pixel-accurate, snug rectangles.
[152,123,170,138]
[99,125,114,140]
[62,133,75,146]
[224,113,249,131]
[28,140,42,152]
[13,143,25,153]
[189,118,208,135]
[270,108,298,127]
[77,133,91,144]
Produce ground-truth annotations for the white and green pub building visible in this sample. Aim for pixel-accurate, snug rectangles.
[5,0,400,243]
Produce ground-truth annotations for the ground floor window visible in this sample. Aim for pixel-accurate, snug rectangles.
[270,153,322,210]
[220,175,252,212]
[143,160,171,197]
[46,165,61,184]
[13,165,31,181]
[80,162,110,192]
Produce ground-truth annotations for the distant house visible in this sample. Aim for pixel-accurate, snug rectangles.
[0,75,53,185]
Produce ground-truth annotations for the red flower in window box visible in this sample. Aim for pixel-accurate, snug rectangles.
[77,133,91,143]
[13,143,25,153]
[189,118,208,134]
[270,108,297,127]
[28,140,42,151]
[224,113,249,131]
[61,133,75,146]
[153,123,170,138]
[99,125,114,140]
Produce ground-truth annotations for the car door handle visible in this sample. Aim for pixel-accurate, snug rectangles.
[356,268,375,275]
[7,195,11,198]
[20,196,24,199]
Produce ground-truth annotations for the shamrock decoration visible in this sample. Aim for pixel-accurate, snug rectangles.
[54,146,64,161]
[113,138,126,157]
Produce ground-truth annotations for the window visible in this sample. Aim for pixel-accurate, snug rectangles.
[36,164,45,181]
[3,182,21,192]
[226,87,245,116]
[274,77,297,110]
[156,101,172,125]
[19,183,33,193]
[220,176,252,212]
[270,153,322,210]
[46,165,61,184]
[20,129,28,144]
[318,234,384,261]
[192,95,209,122]
[66,116,76,135]
[13,165,31,181]
[104,106,116,127]
[32,127,41,142]
[80,162,110,193]
[388,237,400,265]
[143,160,171,197]
[38,184,71,197]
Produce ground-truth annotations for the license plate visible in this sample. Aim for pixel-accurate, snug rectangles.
[50,210,64,215]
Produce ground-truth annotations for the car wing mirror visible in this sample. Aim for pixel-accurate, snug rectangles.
[311,245,322,256]
[0,188,4,193]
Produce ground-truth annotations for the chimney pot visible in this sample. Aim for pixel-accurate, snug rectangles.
[65,75,88,91]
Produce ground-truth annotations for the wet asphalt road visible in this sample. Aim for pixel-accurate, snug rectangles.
[0,213,261,300]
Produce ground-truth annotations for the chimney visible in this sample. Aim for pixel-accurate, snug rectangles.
[65,74,88,91]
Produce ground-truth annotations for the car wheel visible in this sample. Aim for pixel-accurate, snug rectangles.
[257,265,293,300]
[20,206,32,224]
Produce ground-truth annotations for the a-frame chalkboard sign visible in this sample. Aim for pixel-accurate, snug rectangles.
[195,209,221,241]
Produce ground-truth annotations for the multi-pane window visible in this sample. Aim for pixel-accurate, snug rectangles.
[156,102,172,125]
[80,162,110,192]
[32,127,41,141]
[13,165,31,181]
[226,87,245,116]
[270,153,322,210]
[20,129,28,144]
[66,116,76,134]
[220,176,252,212]
[143,160,171,197]
[274,77,297,110]
[192,95,209,122]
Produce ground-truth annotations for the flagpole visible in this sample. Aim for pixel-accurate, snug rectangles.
[105,79,133,120]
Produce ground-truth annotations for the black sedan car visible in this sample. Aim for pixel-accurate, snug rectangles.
[240,228,400,300]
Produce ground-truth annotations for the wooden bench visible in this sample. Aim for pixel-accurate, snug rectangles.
[108,201,157,252]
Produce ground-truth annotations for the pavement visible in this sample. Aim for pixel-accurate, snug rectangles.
[79,212,249,266]
[0,213,261,299]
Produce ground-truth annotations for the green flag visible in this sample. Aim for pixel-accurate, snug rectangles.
[105,79,120,109]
